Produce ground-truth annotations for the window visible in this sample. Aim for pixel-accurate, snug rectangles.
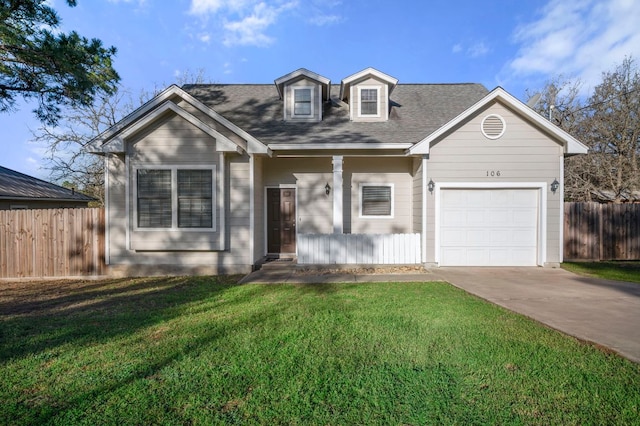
[360,184,393,217]
[293,88,312,116]
[137,169,172,228]
[136,167,215,230]
[359,87,379,116]
[178,170,212,228]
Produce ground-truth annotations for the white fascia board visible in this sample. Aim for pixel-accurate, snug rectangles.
[89,84,271,156]
[269,143,414,150]
[274,68,331,100]
[408,87,589,155]
[106,101,241,154]
[339,67,399,100]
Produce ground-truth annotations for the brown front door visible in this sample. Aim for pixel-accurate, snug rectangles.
[267,188,296,254]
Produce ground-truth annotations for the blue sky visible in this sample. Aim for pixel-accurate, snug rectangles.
[2,0,640,179]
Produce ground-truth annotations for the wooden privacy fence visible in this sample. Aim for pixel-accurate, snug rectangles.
[0,208,105,278]
[564,202,640,261]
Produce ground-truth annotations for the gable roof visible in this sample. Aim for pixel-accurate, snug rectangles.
[0,166,94,202]
[86,85,270,155]
[409,87,589,155]
[274,68,331,101]
[339,67,399,100]
[182,83,489,149]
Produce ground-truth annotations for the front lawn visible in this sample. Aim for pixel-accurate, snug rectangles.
[1,277,638,425]
[563,261,640,283]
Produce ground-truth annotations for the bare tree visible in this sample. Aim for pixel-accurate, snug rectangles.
[31,69,213,205]
[527,58,640,202]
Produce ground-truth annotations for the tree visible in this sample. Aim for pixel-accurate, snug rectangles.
[32,69,212,204]
[528,58,640,202]
[0,0,120,125]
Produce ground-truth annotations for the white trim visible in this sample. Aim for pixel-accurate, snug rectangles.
[249,155,255,264]
[332,156,343,233]
[291,86,315,119]
[339,67,398,100]
[132,164,217,232]
[263,185,298,256]
[559,156,564,263]
[421,155,428,263]
[117,101,240,153]
[357,86,381,118]
[359,183,395,219]
[125,154,130,251]
[218,153,226,250]
[434,182,547,266]
[268,143,413,150]
[104,155,110,265]
[481,113,506,139]
[88,85,270,155]
[274,68,331,100]
[409,87,589,155]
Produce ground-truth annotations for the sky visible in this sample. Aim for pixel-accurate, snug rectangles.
[2,0,640,180]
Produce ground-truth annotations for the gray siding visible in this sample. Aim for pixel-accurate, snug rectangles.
[350,77,389,122]
[105,112,253,274]
[425,101,564,265]
[261,157,332,236]
[283,77,323,121]
[344,157,413,234]
[412,157,423,234]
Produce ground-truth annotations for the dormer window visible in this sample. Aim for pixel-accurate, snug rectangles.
[293,87,313,116]
[340,67,398,122]
[359,87,379,117]
[274,68,331,122]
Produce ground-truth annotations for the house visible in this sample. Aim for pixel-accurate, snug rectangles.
[88,67,587,275]
[0,165,94,210]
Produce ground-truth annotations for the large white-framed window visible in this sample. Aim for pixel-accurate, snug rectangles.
[360,183,394,218]
[358,86,380,117]
[292,87,314,118]
[134,165,216,231]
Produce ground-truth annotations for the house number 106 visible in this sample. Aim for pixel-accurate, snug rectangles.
[486,171,501,177]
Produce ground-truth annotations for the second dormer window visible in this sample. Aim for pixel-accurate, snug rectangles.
[359,87,379,116]
[293,88,312,116]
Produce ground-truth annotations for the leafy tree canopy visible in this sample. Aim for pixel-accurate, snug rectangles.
[0,0,120,125]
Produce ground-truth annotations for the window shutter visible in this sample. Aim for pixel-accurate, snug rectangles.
[137,170,172,228]
[362,186,391,216]
[178,170,213,228]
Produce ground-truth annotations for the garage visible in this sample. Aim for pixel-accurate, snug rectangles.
[439,188,540,266]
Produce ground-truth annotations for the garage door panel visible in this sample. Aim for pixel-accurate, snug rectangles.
[440,188,539,266]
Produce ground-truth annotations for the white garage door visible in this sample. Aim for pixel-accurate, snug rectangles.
[440,188,539,266]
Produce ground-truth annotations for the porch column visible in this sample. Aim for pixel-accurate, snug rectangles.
[332,155,343,234]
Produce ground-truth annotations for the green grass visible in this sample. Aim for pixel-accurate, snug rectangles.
[563,261,640,283]
[1,277,639,425]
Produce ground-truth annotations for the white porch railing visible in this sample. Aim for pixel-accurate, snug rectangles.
[297,233,421,265]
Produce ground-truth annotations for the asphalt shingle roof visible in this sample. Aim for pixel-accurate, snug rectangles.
[183,83,489,146]
[0,166,95,202]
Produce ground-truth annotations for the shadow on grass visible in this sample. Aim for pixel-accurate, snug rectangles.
[0,276,250,362]
[0,278,355,424]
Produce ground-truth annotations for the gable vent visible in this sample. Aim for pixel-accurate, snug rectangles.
[481,114,506,139]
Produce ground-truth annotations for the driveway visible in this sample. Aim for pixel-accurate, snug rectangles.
[432,267,640,363]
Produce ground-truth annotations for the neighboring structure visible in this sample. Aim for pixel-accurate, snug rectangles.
[88,67,587,275]
[0,165,94,209]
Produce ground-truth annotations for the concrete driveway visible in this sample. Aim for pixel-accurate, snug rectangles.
[432,267,640,363]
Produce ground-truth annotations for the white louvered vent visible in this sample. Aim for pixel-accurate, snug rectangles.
[481,114,506,139]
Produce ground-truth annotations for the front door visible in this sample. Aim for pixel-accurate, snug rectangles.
[267,188,296,254]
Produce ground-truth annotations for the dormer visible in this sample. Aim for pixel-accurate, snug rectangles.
[274,68,331,122]
[339,67,398,122]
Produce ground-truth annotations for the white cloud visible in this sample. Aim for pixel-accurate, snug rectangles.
[508,0,640,90]
[307,14,342,26]
[188,0,298,47]
[451,41,489,57]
